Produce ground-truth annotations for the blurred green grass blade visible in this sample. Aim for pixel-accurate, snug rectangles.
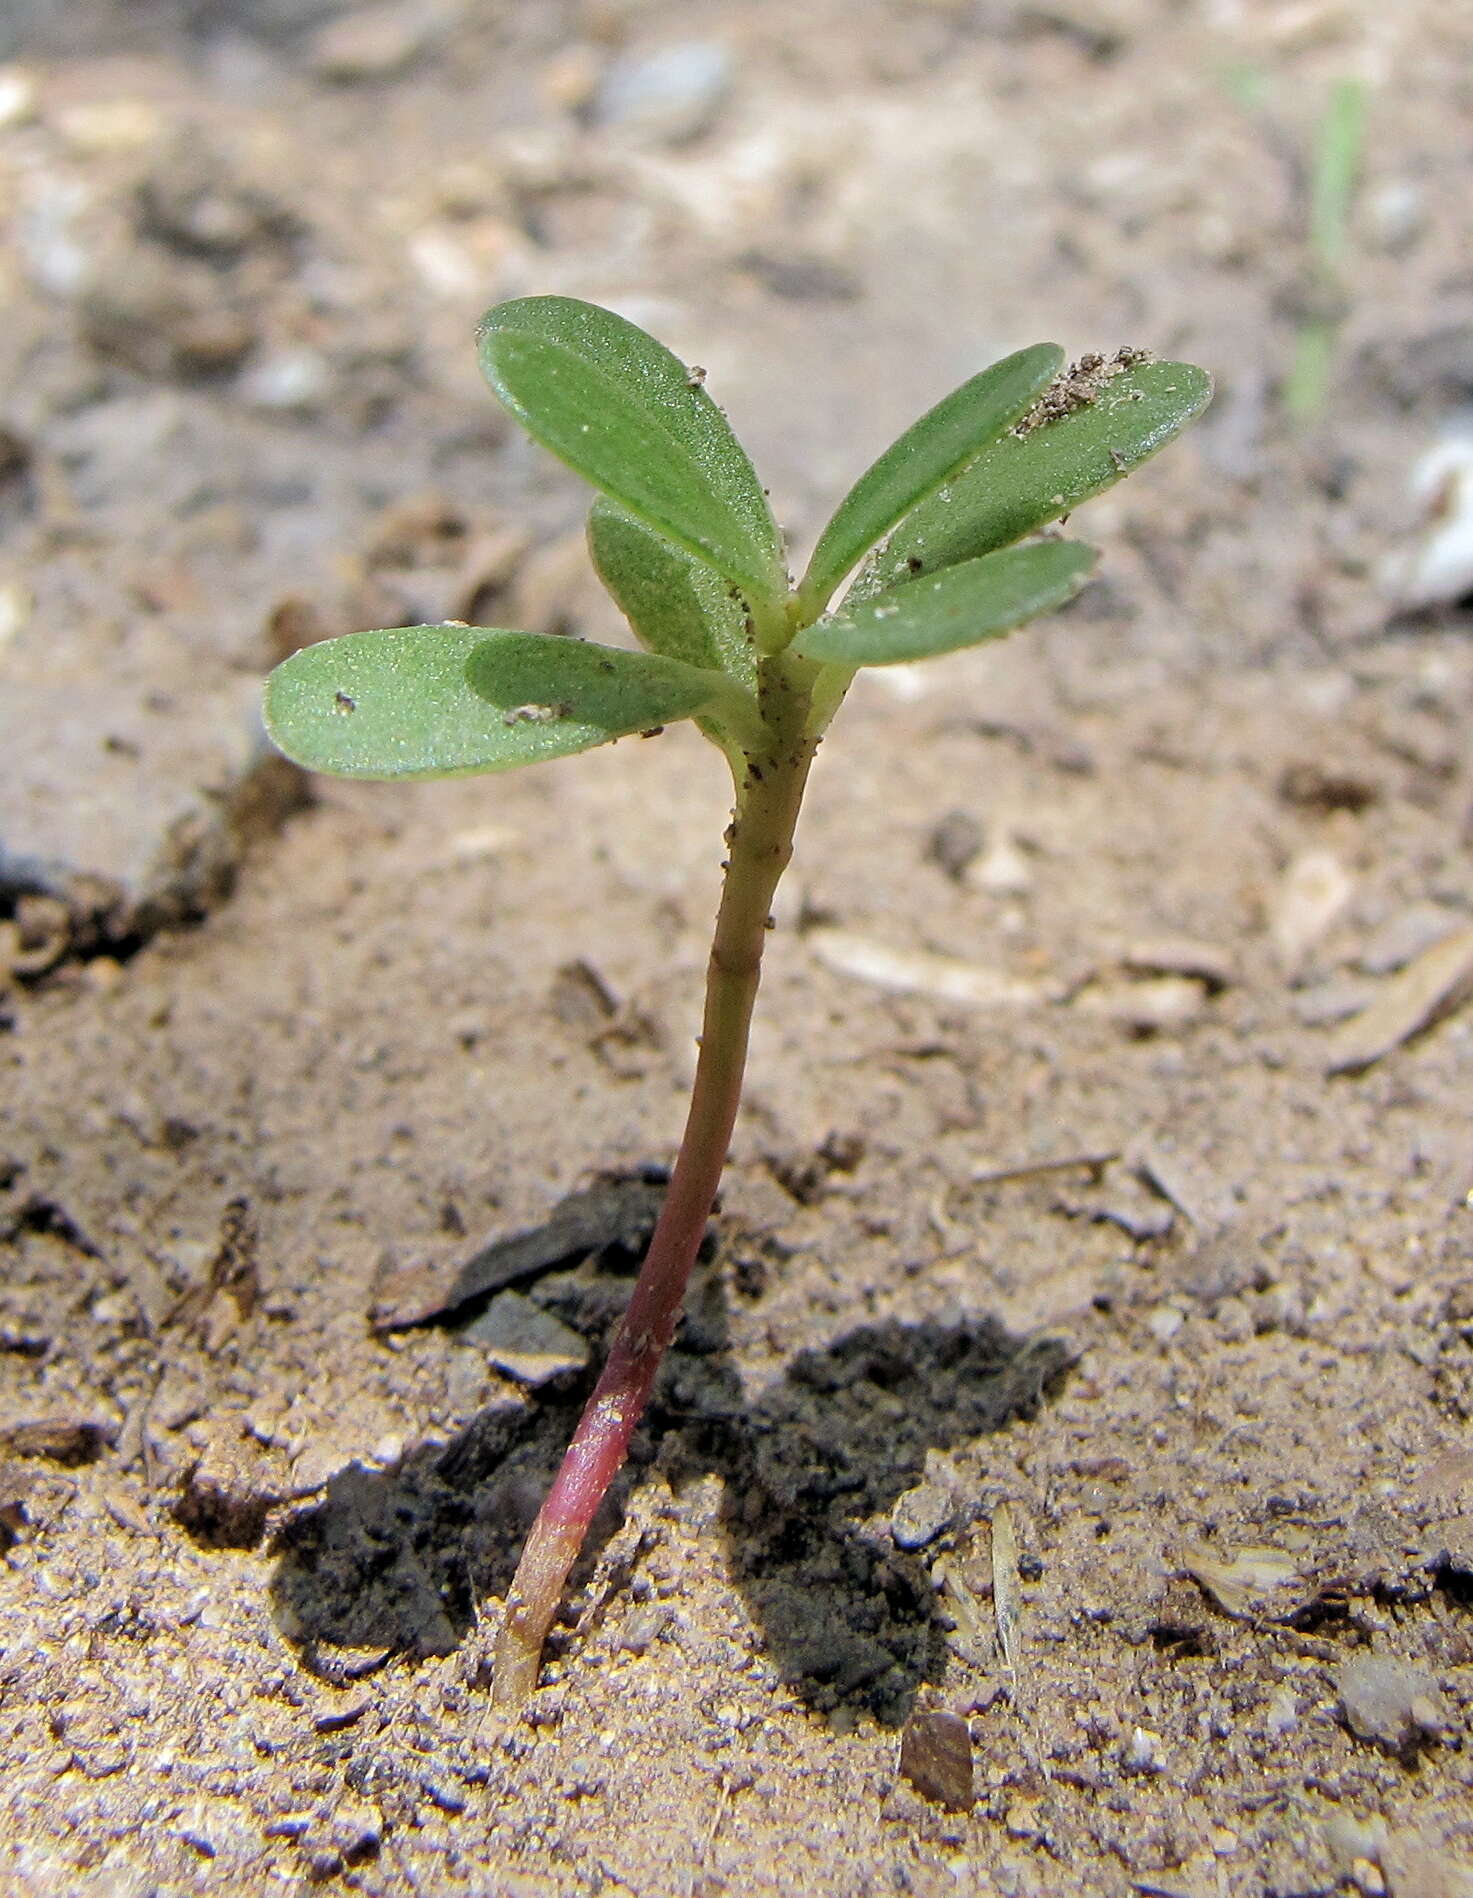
[1310,78,1366,271]
[855,359,1212,599]
[798,343,1064,612]
[264,625,744,780]
[479,296,786,604]
[588,499,757,690]
[793,540,1097,667]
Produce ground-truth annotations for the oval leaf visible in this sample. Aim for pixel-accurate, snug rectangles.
[587,499,756,690]
[792,540,1097,667]
[854,358,1212,600]
[479,296,786,604]
[798,343,1063,614]
[264,625,749,780]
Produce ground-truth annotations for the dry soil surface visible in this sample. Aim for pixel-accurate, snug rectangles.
[3,2,1473,1894]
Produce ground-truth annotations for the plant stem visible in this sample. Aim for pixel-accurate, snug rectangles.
[490,652,818,1706]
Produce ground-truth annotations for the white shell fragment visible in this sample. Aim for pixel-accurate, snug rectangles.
[805,928,1055,1008]
[1269,849,1353,976]
[1381,418,1473,611]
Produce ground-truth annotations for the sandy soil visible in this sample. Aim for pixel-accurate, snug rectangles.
[3,1,1473,1892]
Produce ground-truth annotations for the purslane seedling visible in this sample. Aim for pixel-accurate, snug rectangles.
[264,297,1210,1707]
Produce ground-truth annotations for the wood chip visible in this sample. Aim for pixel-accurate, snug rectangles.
[990,1501,1021,1680]
[806,927,1053,1008]
[971,1150,1117,1187]
[1132,1146,1233,1235]
[0,1416,115,1465]
[1180,1539,1301,1617]
[1324,924,1473,1073]
[1119,934,1236,989]
[897,1707,974,1810]
[1071,974,1206,1033]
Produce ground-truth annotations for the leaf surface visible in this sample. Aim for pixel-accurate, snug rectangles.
[479,296,785,603]
[792,540,1096,667]
[854,359,1211,600]
[798,343,1063,612]
[587,499,756,689]
[263,625,743,780]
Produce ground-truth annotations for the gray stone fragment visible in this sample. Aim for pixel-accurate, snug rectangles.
[0,626,305,953]
[617,1605,669,1655]
[594,42,732,145]
[461,1291,590,1388]
[890,1480,954,1551]
[1337,1654,1452,1752]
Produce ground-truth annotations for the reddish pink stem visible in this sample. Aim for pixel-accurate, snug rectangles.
[490,658,816,1705]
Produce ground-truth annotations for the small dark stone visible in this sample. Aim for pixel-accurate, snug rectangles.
[0,1416,114,1465]
[1278,760,1379,814]
[898,1707,974,1810]
[926,810,983,882]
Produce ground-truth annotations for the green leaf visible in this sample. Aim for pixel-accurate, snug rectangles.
[792,540,1097,667]
[479,296,786,605]
[853,359,1212,600]
[263,624,755,780]
[797,343,1063,614]
[587,499,757,690]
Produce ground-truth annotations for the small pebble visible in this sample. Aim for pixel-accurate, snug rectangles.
[898,1707,974,1810]
[926,809,982,882]
[53,99,163,153]
[593,41,732,144]
[460,1290,590,1388]
[1337,1654,1451,1751]
[1071,975,1206,1033]
[967,827,1032,895]
[617,1605,669,1655]
[0,65,37,129]
[1270,849,1353,975]
[309,3,437,80]
[1121,1725,1166,1774]
[238,345,333,411]
[1294,975,1376,1027]
[890,1480,954,1551]
[1265,1685,1300,1736]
